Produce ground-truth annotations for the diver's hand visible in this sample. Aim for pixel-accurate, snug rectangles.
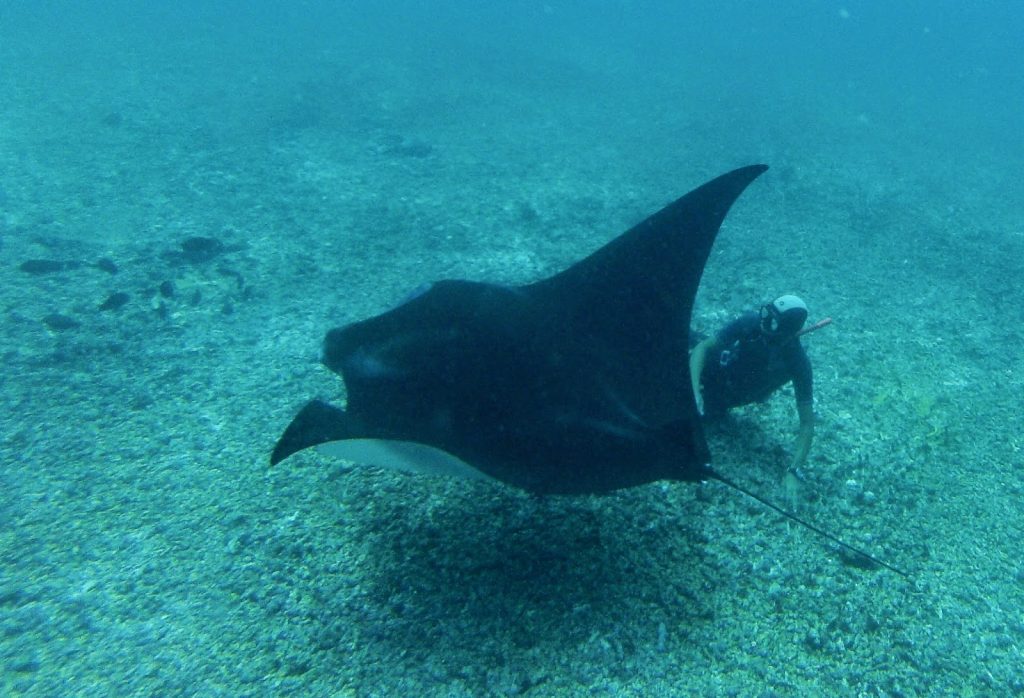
[781,469,802,509]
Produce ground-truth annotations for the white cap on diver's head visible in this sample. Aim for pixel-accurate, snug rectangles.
[760,294,808,337]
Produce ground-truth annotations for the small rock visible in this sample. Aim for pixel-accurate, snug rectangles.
[19,259,82,274]
[101,111,124,128]
[180,236,225,264]
[805,628,824,651]
[43,314,80,331]
[9,657,40,673]
[379,134,433,158]
[99,292,130,311]
[836,545,880,572]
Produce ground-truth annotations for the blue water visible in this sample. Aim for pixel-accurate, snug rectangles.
[1,2,1021,696]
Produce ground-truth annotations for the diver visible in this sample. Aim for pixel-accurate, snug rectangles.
[690,294,821,498]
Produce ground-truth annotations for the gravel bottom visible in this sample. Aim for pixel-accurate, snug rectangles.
[2,9,1022,697]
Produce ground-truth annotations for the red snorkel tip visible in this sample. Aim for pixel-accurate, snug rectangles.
[797,316,833,338]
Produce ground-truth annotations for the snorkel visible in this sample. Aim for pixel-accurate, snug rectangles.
[797,316,833,337]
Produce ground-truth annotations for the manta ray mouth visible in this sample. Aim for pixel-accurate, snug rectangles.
[345,347,399,379]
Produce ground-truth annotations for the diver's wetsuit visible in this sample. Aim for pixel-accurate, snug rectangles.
[693,312,813,416]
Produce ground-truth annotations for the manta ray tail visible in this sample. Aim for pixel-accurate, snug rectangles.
[709,470,909,578]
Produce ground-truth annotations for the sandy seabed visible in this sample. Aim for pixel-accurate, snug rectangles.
[2,8,1022,696]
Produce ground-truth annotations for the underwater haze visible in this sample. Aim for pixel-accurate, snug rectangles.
[2,1,1022,695]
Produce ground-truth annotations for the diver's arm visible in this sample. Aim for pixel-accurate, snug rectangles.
[689,337,717,414]
[781,399,815,505]
[786,344,814,474]
[791,400,815,471]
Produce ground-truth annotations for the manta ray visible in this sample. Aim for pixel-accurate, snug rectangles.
[270,164,907,576]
